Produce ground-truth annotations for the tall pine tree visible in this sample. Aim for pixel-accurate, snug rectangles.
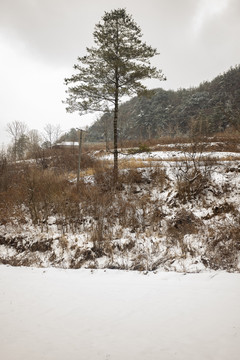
[64,8,165,181]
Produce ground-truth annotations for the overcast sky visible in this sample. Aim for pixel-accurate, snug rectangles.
[0,0,240,146]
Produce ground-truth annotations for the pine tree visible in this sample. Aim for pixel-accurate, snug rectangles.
[64,8,165,181]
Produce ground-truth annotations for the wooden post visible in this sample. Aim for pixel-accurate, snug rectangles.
[77,129,83,187]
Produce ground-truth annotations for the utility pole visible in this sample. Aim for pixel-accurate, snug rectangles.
[76,128,87,187]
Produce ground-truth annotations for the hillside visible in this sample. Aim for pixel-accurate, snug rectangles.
[86,65,240,142]
[1,143,240,272]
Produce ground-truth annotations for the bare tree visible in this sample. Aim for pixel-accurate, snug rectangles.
[27,129,42,157]
[6,121,28,160]
[43,124,61,148]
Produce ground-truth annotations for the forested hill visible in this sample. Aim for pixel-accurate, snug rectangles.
[86,65,240,142]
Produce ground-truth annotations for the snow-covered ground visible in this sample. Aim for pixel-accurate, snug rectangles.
[100,149,240,161]
[0,265,240,360]
[1,146,240,271]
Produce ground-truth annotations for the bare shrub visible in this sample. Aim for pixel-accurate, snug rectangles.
[59,236,69,251]
[212,202,237,217]
[204,218,240,271]
[93,161,115,191]
[149,201,166,231]
[0,162,29,224]
[19,167,67,224]
[117,197,141,230]
[119,193,151,232]
[167,209,200,237]
[176,169,210,202]
[166,209,202,256]
[174,144,214,202]
[88,220,113,259]
[0,150,8,192]
[50,148,96,173]
[149,165,168,189]
[120,168,145,185]
[132,253,148,271]
[0,234,52,253]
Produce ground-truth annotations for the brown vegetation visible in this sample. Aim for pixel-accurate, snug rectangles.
[0,135,240,272]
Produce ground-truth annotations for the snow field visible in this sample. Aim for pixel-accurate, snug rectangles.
[0,265,240,360]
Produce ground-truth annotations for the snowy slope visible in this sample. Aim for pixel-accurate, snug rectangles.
[0,147,240,272]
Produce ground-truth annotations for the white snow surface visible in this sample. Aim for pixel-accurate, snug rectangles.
[1,265,240,360]
[100,150,240,161]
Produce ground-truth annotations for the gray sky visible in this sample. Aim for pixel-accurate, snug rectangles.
[0,0,240,146]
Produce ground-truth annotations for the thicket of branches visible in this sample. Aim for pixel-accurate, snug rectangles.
[4,121,62,161]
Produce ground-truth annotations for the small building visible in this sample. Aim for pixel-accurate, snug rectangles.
[54,141,79,149]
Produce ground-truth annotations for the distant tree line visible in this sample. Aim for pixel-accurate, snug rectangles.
[85,65,240,142]
[5,121,62,161]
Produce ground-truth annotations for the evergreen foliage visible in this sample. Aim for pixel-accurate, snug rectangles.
[64,8,165,179]
[58,128,79,143]
[87,65,240,141]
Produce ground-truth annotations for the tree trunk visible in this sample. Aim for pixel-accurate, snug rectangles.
[104,117,109,151]
[77,129,83,188]
[113,58,119,184]
[113,93,118,184]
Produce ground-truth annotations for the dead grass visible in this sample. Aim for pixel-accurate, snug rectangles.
[168,209,201,234]
[1,133,240,271]
[84,131,240,153]
[204,218,240,271]
[119,158,147,169]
